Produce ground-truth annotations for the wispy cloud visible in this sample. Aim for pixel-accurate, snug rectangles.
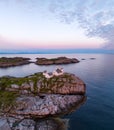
[49,0,114,49]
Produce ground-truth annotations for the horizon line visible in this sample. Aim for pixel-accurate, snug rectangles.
[0,49,114,54]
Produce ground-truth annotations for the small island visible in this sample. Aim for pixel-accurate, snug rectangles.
[0,57,31,68]
[35,57,80,65]
[90,58,96,60]
[0,70,86,129]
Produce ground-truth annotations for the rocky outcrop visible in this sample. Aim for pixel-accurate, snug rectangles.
[35,57,79,65]
[3,73,86,95]
[0,72,86,122]
[0,117,69,130]
[90,58,96,60]
[0,57,31,68]
[7,94,85,119]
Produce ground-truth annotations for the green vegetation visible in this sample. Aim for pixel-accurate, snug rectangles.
[0,73,74,93]
[0,91,19,112]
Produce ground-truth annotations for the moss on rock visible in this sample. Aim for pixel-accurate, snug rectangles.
[0,91,19,113]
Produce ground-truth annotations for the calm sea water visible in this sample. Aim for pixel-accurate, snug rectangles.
[0,53,114,130]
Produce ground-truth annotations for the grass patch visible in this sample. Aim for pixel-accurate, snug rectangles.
[0,91,19,112]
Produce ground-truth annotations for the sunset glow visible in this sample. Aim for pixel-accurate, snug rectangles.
[0,0,114,51]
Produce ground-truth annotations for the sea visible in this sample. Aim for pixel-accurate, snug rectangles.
[0,53,114,130]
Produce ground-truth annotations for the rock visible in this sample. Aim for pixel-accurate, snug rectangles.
[36,118,69,130]
[21,83,31,89]
[36,119,58,130]
[13,119,35,130]
[0,117,69,130]
[7,94,86,118]
[0,72,86,95]
[50,74,86,95]
[11,84,19,89]
[90,58,96,60]
[0,57,31,68]
[0,72,86,119]
[35,57,79,65]
[0,118,11,130]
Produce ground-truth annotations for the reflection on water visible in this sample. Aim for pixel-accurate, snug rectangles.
[0,54,114,130]
[35,118,69,130]
[0,117,69,130]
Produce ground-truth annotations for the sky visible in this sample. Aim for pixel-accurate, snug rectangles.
[0,0,114,51]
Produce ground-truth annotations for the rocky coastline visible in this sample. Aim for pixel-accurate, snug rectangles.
[0,57,31,68]
[0,117,71,130]
[0,71,86,130]
[35,57,80,65]
[0,56,80,68]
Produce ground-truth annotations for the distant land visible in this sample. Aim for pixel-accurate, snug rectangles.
[0,49,114,54]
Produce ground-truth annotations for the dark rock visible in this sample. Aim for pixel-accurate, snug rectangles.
[0,57,31,68]
[36,118,69,130]
[35,57,79,65]
[90,58,96,60]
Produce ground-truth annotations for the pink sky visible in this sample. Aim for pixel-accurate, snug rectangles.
[0,0,110,50]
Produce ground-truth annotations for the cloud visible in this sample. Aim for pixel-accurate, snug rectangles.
[49,0,114,49]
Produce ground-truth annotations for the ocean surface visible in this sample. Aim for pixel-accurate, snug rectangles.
[0,53,114,130]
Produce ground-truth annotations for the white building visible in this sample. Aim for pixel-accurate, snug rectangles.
[43,70,53,79]
[43,67,64,78]
[53,67,64,76]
